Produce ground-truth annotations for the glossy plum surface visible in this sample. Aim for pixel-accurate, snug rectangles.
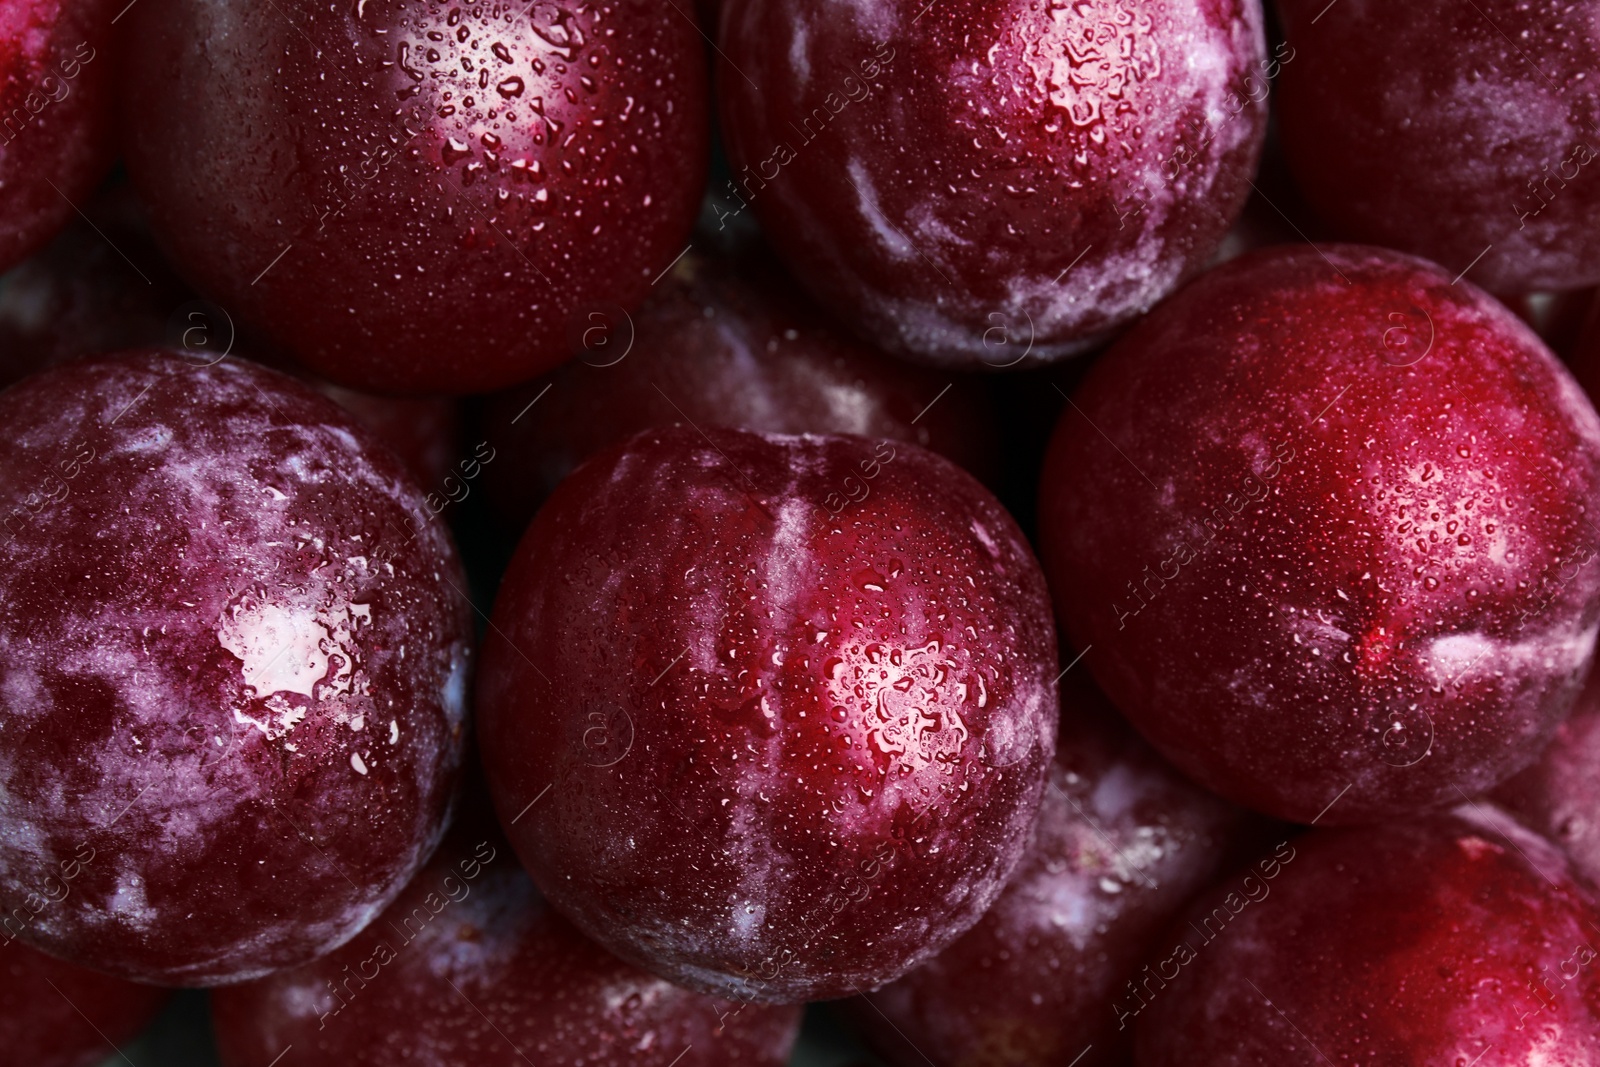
[1495,666,1600,893]
[849,675,1255,1067]
[212,823,802,1067]
[0,351,472,985]
[480,246,1000,533]
[0,0,115,272]
[477,426,1059,1002]
[120,0,707,394]
[718,0,1269,367]
[1134,808,1600,1064]
[0,940,169,1067]
[1038,244,1600,824]
[1276,0,1600,293]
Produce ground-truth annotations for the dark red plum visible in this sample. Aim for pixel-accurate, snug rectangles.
[1276,0,1600,292]
[307,381,460,491]
[120,0,707,394]
[848,675,1255,1067]
[0,184,188,388]
[480,247,1000,533]
[0,351,472,985]
[212,825,802,1067]
[718,0,1269,367]
[477,427,1059,1002]
[0,186,463,490]
[1133,808,1600,1064]
[1496,666,1600,893]
[0,940,169,1067]
[1039,244,1600,825]
[0,0,115,272]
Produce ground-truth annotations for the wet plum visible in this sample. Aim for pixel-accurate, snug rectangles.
[0,351,472,985]
[1038,244,1600,824]
[477,426,1059,1002]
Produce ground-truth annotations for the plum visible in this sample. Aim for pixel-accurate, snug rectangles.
[307,380,461,492]
[0,185,463,489]
[0,351,472,985]
[0,183,188,388]
[1133,807,1600,1064]
[212,824,802,1067]
[1495,666,1600,893]
[479,246,1000,533]
[120,0,708,394]
[0,940,169,1067]
[476,426,1059,1002]
[717,0,1270,367]
[1038,244,1600,824]
[847,674,1257,1067]
[0,0,116,272]
[1275,0,1600,293]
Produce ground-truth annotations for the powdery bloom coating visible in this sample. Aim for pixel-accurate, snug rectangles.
[211,824,802,1067]
[0,351,472,985]
[477,427,1058,1002]
[718,0,1268,368]
[1134,808,1600,1064]
[1039,244,1600,825]
[1276,0,1600,293]
[118,0,707,394]
[0,0,116,271]
[846,676,1256,1067]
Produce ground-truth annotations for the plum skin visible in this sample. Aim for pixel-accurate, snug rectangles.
[0,940,169,1067]
[0,0,116,273]
[119,0,708,394]
[0,351,473,985]
[1495,665,1600,893]
[847,676,1255,1067]
[479,246,1001,534]
[1133,808,1600,1064]
[211,824,802,1067]
[1275,0,1600,293]
[1038,244,1600,825]
[717,0,1268,367]
[476,426,1059,1003]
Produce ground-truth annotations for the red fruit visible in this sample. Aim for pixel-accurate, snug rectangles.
[0,351,472,985]
[212,825,802,1067]
[0,0,115,272]
[477,427,1059,1002]
[1275,0,1600,293]
[479,247,1000,533]
[0,183,190,388]
[120,0,707,394]
[0,186,463,490]
[717,0,1269,367]
[1133,808,1600,1064]
[1038,244,1600,825]
[0,940,169,1067]
[848,676,1255,1067]
[310,381,461,491]
[1495,667,1600,893]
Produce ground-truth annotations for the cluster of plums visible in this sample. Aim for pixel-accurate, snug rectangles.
[7,0,1600,1064]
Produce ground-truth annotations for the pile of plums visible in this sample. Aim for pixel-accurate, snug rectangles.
[7,0,1600,1064]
